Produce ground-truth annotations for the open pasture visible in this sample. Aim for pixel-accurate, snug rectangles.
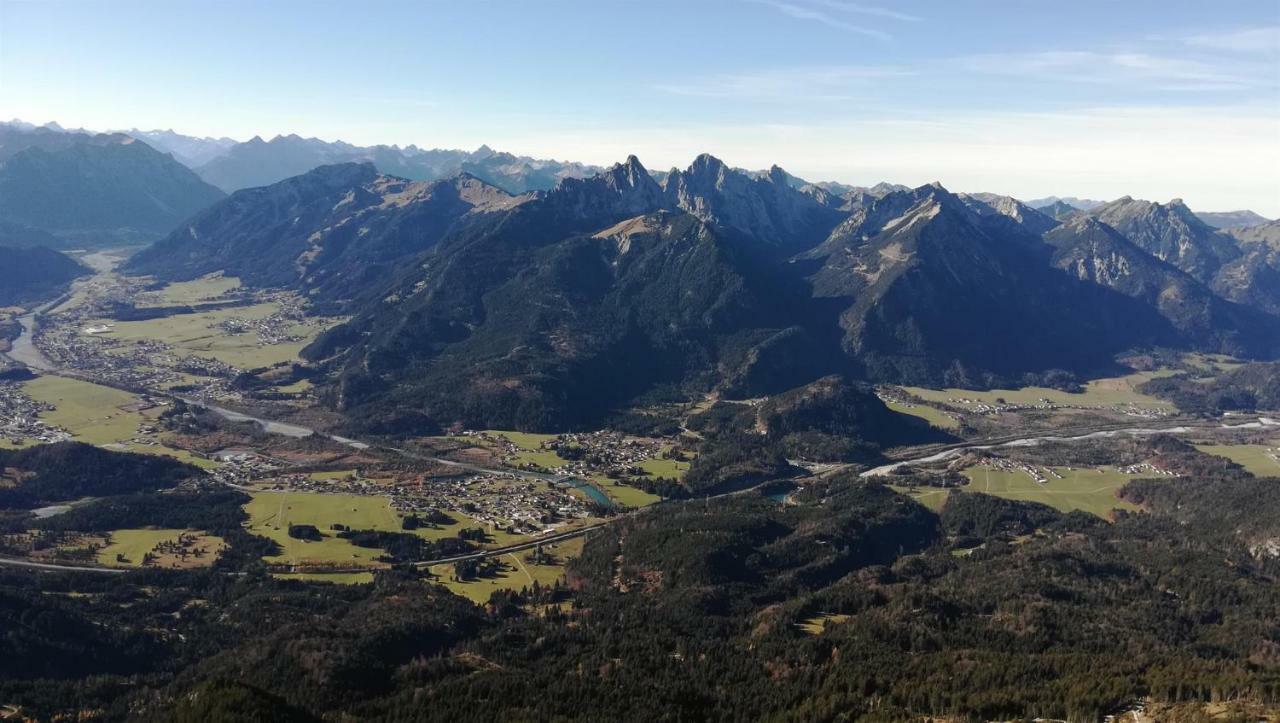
[888,485,951,512]
[904,369,1176,412]
[22,375,215,467]
[137,274,241,307]
[883,399,961,430]
[426,535,584,604]
[97,528,225,569]
[87,302,320,369]
[1194,444,1280,478]
[962,464,1144,517]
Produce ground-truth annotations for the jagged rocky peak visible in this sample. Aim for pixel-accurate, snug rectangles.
[606,155,655,190]
[548,154,665,220]
[959,192,1060,235]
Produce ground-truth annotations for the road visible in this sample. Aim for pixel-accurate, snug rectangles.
[0,557,128,574]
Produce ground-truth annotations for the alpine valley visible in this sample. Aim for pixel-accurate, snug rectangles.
[1,117,1279,723]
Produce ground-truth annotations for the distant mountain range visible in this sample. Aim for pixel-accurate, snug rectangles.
[0,124,225,247]
[1196,210,1273,229]
[1026,196,1105,211]
[191,134,603,195]
[120,128,238,167]
[129,154,1280,432]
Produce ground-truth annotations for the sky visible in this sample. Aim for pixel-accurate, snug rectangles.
[1,0,1278,214]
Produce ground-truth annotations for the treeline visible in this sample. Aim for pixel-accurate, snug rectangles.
[0,442,200,510]
[1140,361,1280,413]
[6,470,1280,720]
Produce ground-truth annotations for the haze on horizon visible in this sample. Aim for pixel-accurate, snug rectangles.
[1,0,1277,215]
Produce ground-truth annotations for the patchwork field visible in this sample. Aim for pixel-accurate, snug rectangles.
[904,370,1177,412]
[22,375,215,467]
[137,274,241,307]
[97,528,225,569]
[1194,444,1280,477]
[242,490,529,568]
[962,465,1144,517]
[87,302,324,369]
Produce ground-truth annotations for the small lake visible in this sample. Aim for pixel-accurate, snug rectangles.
[762,482,797,503]
[567,480,614,508]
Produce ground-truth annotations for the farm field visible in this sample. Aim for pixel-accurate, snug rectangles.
[427,536,584,603]
[97,528,225,569]
[244,491,400,568]
[637,454,691,479]
[24,375,140,445]
[137,274,240,307]
[242,490,531,568]
[86,302,323,369]
[903,369,1177,412]
[883,399,960,430]
[22,375,215,467]
[594,478,662,508]
[888,485,950,512]
[1194,444,1280,477]
[961,465,1144,517]
[484,430,558,451]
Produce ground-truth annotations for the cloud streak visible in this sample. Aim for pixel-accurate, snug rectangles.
[959,50,1271,92]
[804,0,923,22]
[751,0,895,41]
[1185,25,1280,54]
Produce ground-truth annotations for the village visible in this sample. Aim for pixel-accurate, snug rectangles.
[464,429,687,479]
[0,382,72,446]
[21,277,334,407]
[935,394,1173,419]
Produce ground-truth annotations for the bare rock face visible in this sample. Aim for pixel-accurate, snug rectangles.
[662,154,844,251]
[1044,216,1280,358]
[1088,196,1241,283]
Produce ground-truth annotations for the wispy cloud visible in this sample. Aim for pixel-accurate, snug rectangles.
[655,65,913,101]
[1185,26,1280,54]
[960,50,1268,91]
[751,0,895,41]
[804,0,922,23]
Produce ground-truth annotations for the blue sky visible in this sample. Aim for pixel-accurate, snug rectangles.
[2,0,1278,213]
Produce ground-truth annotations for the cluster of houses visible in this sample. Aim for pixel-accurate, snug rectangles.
[1116,461,1176,476]
[462,429,676,479]
[971,456,1060,484]
[398,473,592,535]
[215,298,315,346]
[37,322,199,393]
[940,394,1171,419]
[0,382,71,446]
